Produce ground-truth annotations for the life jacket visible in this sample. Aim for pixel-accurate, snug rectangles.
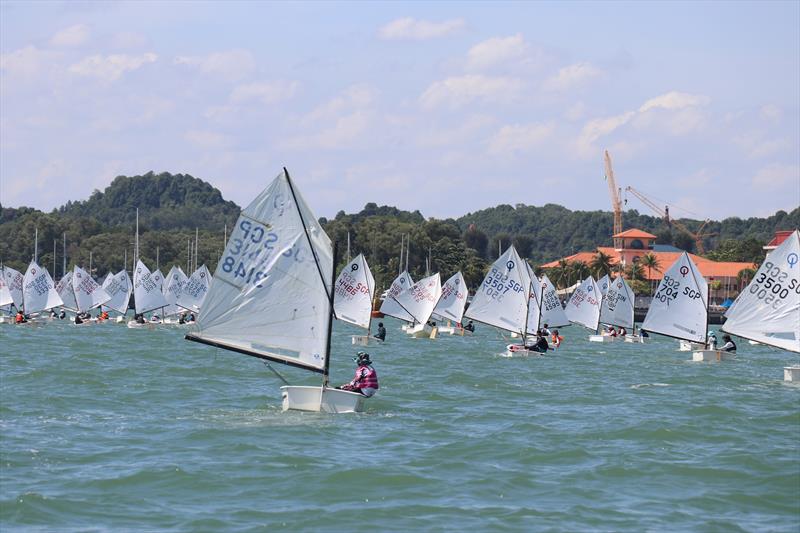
[15,313,24,324]
[354,365,379,389]
[551,333,563,346]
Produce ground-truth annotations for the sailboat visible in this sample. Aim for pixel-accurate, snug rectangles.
[72,265,111,324]
[128,260,169,328]
[333,253,377,346]
[186,168,371,413]
[381,273,442,338]
[463,245,533,355]
[21,261,63,319]
[161,266,189,324]
[719,230,799,379]
[101,270,133,321]
[3,266,24,318]
[590,276,636,343]
[640,252,724,361]
[0,266,14,322]
[56,270,78,314]
[565,276,603,338]
[379,270,414,329]
[431,271,468,335]
[539,273,570,330]
[176,264,212,314]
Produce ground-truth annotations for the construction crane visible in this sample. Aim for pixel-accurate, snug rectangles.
[624,186,716,254]
[604,150,623,249]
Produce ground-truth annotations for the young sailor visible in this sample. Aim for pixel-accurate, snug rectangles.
[15,310,26,324]
[337,352,379,397]
[550,329,563,348]
[707,331,718,349]
[463,320,475,332]
[720,334,737,353]
[374,322,386,341]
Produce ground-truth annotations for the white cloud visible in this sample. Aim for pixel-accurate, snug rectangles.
[759,104,782,123]
[0,46,54,78]
[733,131,789,159]
[184,129,233,150]
[752,163,799,190]
[543,62,603,91]
[487,122,554,155]
[281,111,371,150]
[174,49,256,81]
[565,101,587,121]
[420,75,523,110]
[466,34,528,70]
[575,111,635,156]
[638,91,709,113]
[304,84,376,123]
[50,24,90,47]
[417,114,495,148]
[230,80,299,104]
[69,52,157,82]
[379,17,464,40]
[112,31,148,49]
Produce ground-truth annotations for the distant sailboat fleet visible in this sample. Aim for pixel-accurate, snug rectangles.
[2,169,798,413]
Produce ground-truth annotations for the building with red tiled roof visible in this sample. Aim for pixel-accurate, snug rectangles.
[540,228,756,302]
[764,230,794,250]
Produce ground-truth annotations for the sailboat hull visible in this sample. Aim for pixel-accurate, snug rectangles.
[784,366,800,382]
[406,323,433,338]
[280,386,366,413]
[692,349,735,362]
[504,344,546,357]
[351,335,382,346]
[624,334,645,343]
[679,340,706,351]
[589,334,615,343]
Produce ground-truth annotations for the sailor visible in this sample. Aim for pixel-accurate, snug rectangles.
[337,352,379,397]
[58,309,66,320]
[707,331,718,349]
[463,320,475,332]
[135,313,145,324]
[74,314,84,325]
[150,314,160,323]
[720,334,737,353]
[99,310,109,321]
[187,313,195,322]
[550,330,563,348]
[619,326,627,337]
[178,313,186,325]
[526,333,549,353]
[606,325,617,337]
[374,322,386,341]
[15,310,26,324]
[540,323,551,336]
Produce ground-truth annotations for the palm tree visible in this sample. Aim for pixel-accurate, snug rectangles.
[590,251,614,279]
[639,253,661,293]
[625,262,645,281]
[571,260,590,286]
[554,259,570,289]
[736,267,756,292]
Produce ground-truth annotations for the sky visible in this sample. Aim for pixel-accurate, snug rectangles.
[1,1,798,222]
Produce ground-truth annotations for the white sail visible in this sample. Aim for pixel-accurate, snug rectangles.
[642,252,708,343]
[599,276,635,329]
[432,271,468,323]
[565,276,602,330]
[176,264,212,313]
[597,274,610,296]
[464,246,531,334]
[102,270,132,314]
[383,273,442,325]
[525,263,544,335]
[4,266,24,309]
[333,253,375,329]
[73,265,111,313]
[0,267,13,308]
[539,274,570,328]
[722,230,800,352]
[188,170,333,373]
[22,261,63,313]
[162,266,188,317]
[379,271,414,320]
[133,260,169,314]
[56,270,79,311]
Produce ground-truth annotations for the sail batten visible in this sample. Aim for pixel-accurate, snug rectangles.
[721,230,799,352]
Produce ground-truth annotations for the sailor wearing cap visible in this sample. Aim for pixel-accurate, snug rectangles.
[337,351,380,397]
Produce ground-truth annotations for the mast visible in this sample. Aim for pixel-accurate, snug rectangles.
[405,235,410,272]
[135,208,139,266]
[223,224,227,248]
[346,232,351,263]
[63,233,66,278]
[34,227,38,263]
[124,249,127,275]
[704,285,710,348]
[398,235,403,275]
[322,243,338,389]
[195,228,199,270]
[187,239,191,273]
[89,251,93,279]
[53,240,56,280]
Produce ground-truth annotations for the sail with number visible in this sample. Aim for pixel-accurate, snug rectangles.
[22,261,63,313]
[382,273,442,325]
[333,253,375,330]
[56,271,79,311]
[102,270,132,314]
[642,252,708,343]
[73,266,111,313]
[176,265,212,313]
[162,266,188,317]
[539,274,570,328]
[133,260,169,314]
[4,266,24,310]
[721,230,799,352]
[464,246,531,334]
[186,169,333,373]
[432,271,468,323]
[599,276,635,329]
[379,271,414,319]
[0,267,14,308]
[565,276,602,330]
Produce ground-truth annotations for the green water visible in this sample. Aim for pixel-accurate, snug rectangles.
[1,318,799,531]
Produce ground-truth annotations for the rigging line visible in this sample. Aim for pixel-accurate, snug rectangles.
[631,189,704,219]
[263,361,291,386]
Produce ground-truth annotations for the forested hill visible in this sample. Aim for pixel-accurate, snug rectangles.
[0,171,797,293]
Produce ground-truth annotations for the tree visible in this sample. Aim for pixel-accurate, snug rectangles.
[590,251,614,279]
[639,253,661,293]
[570,260,590,285]
[625,262,645,281]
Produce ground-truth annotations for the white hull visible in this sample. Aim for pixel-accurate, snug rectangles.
[624,335,645,343]
[679,340,706,352]
[784,366,800,382]
[351,334,382,346]
[748,340,761,346]
[504,344,545,357]
[589,334,616,343]
[0,316,11,324]
[127,320,156,330]
[280,386,367,413]
[406,323,434,338]
[115,316,126,323]
[692,349,735,362]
